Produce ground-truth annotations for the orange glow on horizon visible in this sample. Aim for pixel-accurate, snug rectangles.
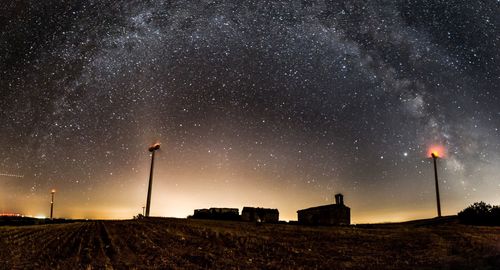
[427,145,445,158]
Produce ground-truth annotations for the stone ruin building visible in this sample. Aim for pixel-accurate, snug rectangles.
[190,208,240,221]
[241,207,279,223]
[297,193,350,225]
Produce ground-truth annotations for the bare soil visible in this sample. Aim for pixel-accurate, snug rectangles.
[0,217,499,269]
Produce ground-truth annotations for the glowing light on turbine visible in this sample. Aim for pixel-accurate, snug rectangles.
[428,145,445,158]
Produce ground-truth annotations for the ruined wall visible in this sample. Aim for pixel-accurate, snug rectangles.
[191,208,240,220]
[241,207,279,223]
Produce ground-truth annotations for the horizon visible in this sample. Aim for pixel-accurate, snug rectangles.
[1,185,493,224]
[0,208,463,225]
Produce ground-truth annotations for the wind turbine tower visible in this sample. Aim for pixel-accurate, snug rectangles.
[431,152,442,217]
[145,143,160,217]
[50,189,56,219]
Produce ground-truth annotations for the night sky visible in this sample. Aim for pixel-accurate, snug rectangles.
[1,1,499,223]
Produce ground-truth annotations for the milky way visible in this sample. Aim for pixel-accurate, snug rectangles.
[1,1,499,222]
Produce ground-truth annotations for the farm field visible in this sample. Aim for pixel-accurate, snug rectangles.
[0,217,499,269]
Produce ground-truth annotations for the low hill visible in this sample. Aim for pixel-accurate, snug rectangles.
[0,217,499,269]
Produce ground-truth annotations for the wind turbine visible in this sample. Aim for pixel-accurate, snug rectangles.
[428,146,444,218]
[145,143,160,217]
[50,189,56,219]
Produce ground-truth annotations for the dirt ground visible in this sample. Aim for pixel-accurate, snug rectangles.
[0,217,499,269]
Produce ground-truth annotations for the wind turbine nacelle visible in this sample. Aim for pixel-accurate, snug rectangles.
[149,144,160,152]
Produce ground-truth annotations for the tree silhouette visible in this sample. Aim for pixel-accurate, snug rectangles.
[458,202,500,225]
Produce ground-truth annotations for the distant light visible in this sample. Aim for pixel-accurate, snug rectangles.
[51,189,56,193]
[403,152,408,157]
[35,215,46,219]
[0,173,24,178]
[0,213,22,217]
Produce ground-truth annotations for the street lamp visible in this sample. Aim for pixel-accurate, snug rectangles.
[430,151,442,217]
[50,189,56,219]
[145,143,160,217]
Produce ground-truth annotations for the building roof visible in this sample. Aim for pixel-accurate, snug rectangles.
[297,203,349,213]
[242,207,279,213]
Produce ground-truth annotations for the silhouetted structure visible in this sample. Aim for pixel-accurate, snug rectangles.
[191,208,240,220]
[145,143,160,217]
[241,207,279,223]
[50,189,55,219]
[431,153,442,217]
[297,193,350,225]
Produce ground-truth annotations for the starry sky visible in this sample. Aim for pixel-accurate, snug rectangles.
[1,0,499,223]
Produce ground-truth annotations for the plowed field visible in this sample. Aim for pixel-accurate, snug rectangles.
[1,217,499,269]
